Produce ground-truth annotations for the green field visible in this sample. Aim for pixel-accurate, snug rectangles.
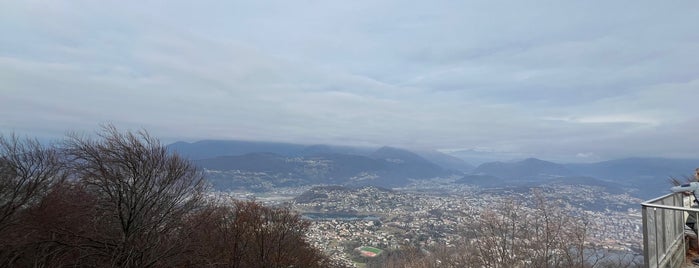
[359,246,383,256]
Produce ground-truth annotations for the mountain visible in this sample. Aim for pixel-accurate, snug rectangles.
[445,149,524,165]
[168,140,306,160]
[370,146,432,164]
[564,157,699,198]
[565,157,698,180]
[414,150,474,172]
[297,144,374,157]
[195,153,293,173]
[469,157,699,199]
[171,140,698,199]
[169,140,471,174]
[542,176,626,194]
[195,147,455,191]
[196,152,389,189]
[472,158,573,180]
[169,140,376,160]
[368,147,453,184]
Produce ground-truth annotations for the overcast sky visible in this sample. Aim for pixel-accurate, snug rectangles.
[2,1,698,162]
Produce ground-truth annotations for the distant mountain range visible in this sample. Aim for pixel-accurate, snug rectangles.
[169,140,313,159]
[472,158,574,180]
[465,157,698,198]
[170,141,459,190]
[169,140,698,198]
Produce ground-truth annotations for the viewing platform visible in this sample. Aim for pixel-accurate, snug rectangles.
[642,192,699,268]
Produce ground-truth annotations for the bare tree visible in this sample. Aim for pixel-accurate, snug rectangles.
[469,198,532,268]
[526,190,571,268]
[0,134,66,266]
[63,125,206,267]
[187,199,334,268]
[0,134,65,266]
[5,181,99,267]
[186,200,249,267]
[448,189,639,268]
[232,200,333,267]
[0,126,343,267]
[0,134,65,232]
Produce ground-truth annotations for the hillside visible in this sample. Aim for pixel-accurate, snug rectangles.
[171,140,697,199]
[196,148,455,191]
[472,158,573,180]
[415,150,475,172]
[169,140,307,160]
[468,157,699,198]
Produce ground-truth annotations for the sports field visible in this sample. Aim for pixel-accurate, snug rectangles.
[359,246,383,257]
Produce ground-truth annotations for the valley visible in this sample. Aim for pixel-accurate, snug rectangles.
[215,179,643,266]
[177,140,691,266]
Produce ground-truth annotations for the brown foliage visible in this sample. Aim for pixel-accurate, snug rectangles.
[4,182,99,267]
[0,134,67,266]
[0,126,332,267]
[187,200,333,267]
[0,134,65,232]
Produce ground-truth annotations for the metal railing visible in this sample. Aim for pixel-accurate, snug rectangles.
[641,193,699,268]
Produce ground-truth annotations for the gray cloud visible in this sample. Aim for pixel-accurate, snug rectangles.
[1,0,699,162]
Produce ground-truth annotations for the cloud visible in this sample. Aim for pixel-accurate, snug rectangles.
[543,115,659,126]
[1,0,699,161]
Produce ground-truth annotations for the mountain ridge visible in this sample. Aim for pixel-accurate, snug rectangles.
[169,140,698,198]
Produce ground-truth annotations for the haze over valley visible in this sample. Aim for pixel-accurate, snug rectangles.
[165,138,694,265]
[171,139,695,199]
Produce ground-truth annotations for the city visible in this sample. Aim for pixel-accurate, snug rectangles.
[221,178,645,266]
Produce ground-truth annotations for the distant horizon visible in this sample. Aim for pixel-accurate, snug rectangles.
[6,129,699,165]
[166,137,699,165]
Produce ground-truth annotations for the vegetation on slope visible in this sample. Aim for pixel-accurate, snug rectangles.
[0,126,335,268]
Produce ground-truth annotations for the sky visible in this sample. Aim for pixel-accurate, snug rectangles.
[1,1,699,163]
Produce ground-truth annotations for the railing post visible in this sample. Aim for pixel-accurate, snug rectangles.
[642,205,650,268]
[695,210,699,250]
[642,193,696,268]
[654,208,660,267]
